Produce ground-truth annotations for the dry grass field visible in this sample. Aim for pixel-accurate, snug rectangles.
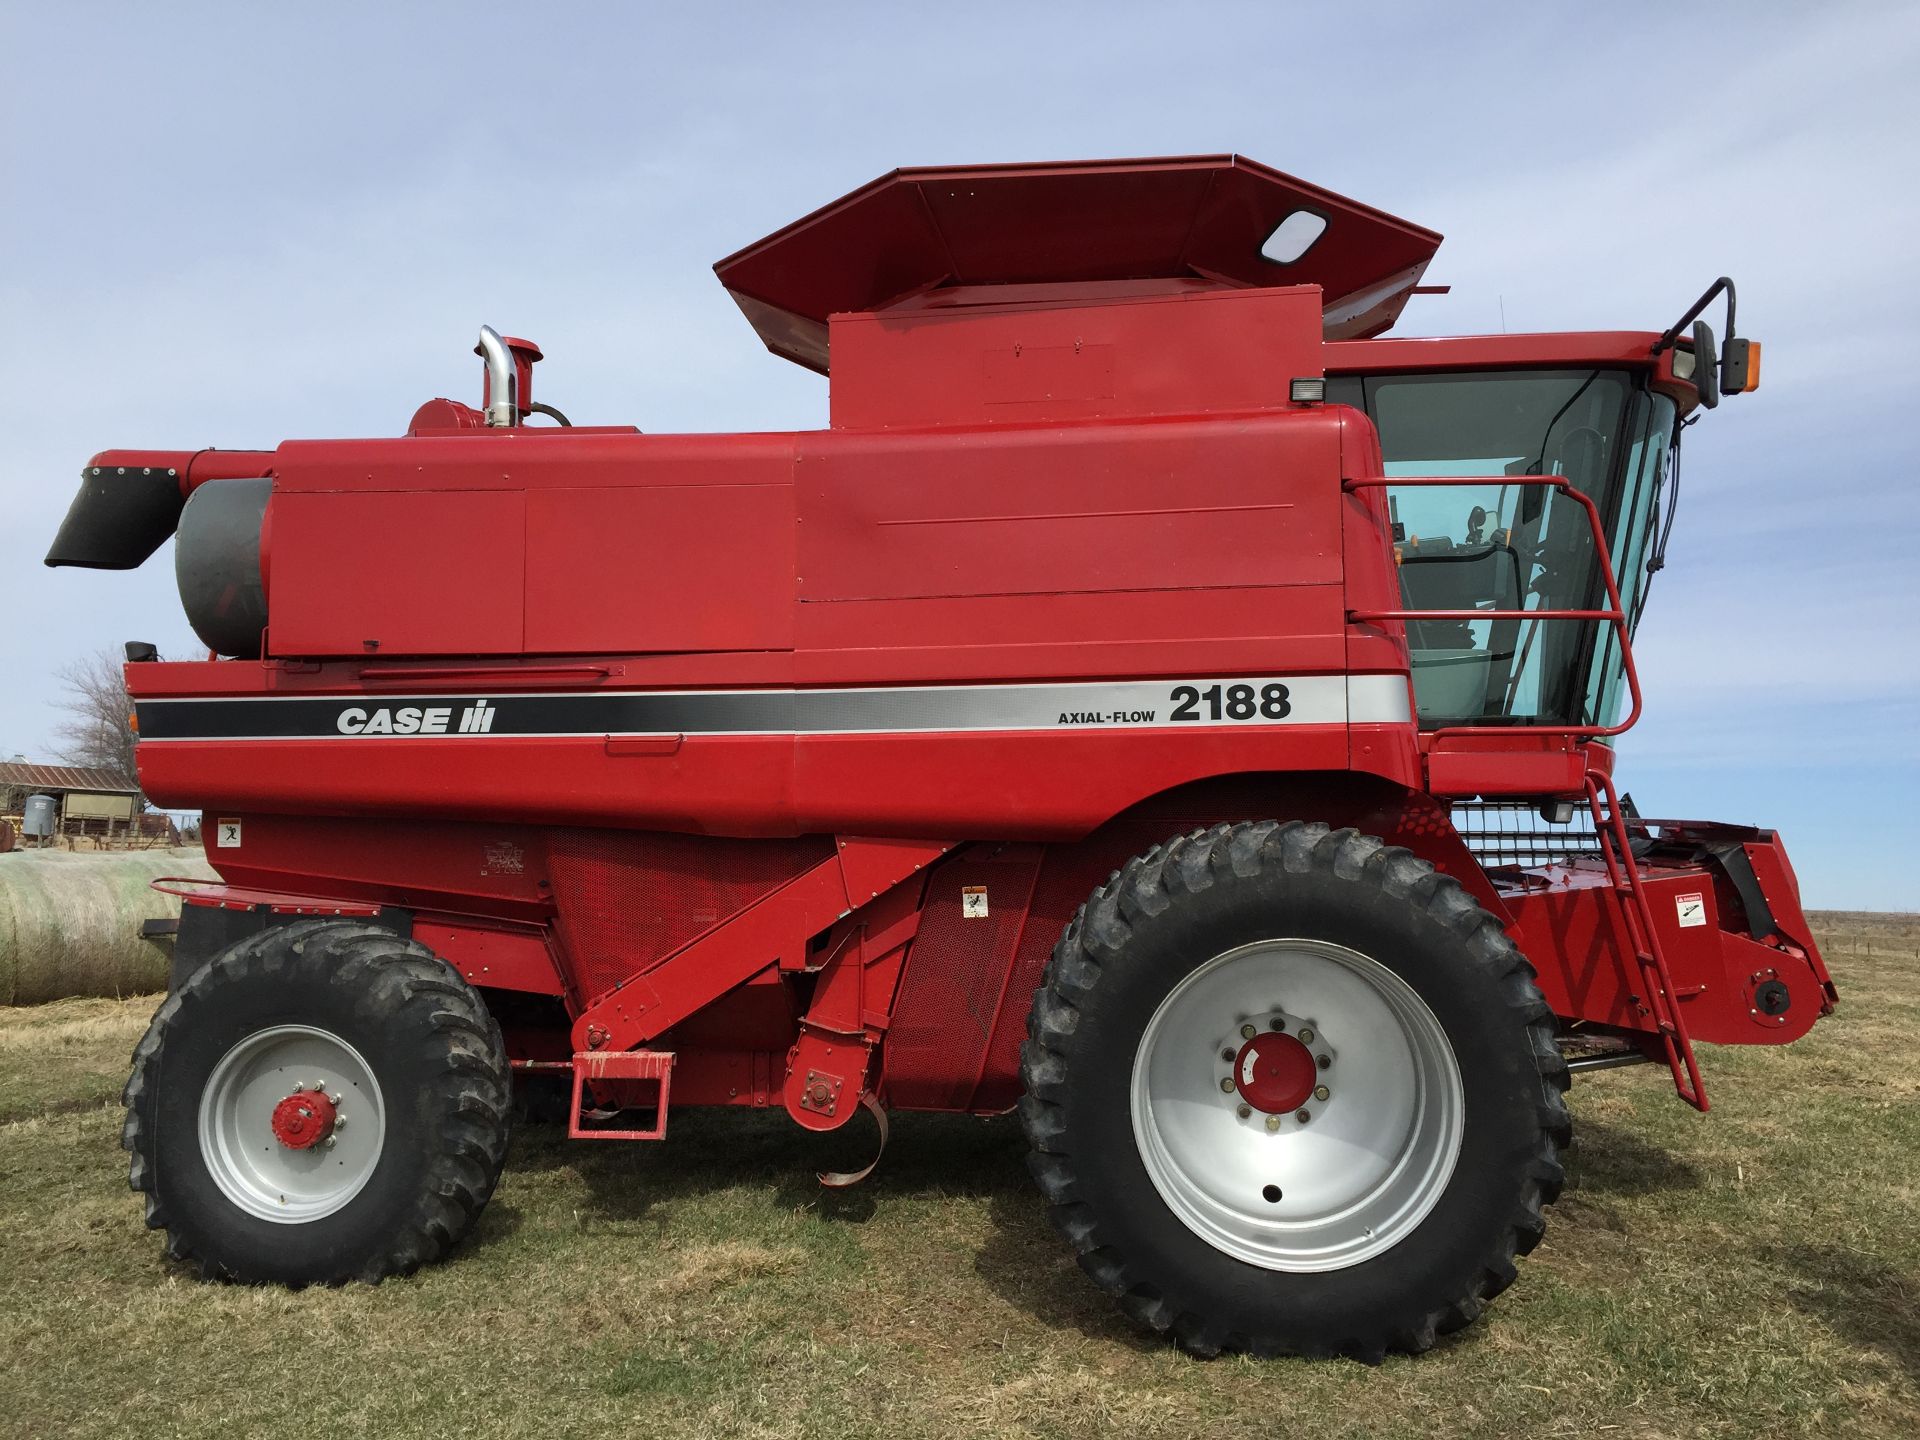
[1,913,1914,1439]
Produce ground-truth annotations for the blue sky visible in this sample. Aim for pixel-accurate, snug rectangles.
[3,3,1916,909]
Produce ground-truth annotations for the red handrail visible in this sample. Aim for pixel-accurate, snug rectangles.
[1348,476,1702,1107]
[1342,474,1643,742]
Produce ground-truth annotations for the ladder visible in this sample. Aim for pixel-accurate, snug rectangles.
[1584,770,1708,1111]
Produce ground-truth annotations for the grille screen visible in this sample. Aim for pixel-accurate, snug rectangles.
[887,827,1172,1113]
[1451,801,1601,868]
[975,826,1169,1111]
[883,850,1043,1111]
[547,830,832,1002]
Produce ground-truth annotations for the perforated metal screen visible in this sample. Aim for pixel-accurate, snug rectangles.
[547,830,833,1003]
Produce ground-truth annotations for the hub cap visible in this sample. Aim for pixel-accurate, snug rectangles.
[198,1024,387,1223]
[1232,1030,1316,1113]
[1130,938,1465,1272]
[269,1088,339,1149]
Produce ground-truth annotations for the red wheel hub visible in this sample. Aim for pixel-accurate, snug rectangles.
[270,1089,338,1150]
[1232,1031,1316,1113]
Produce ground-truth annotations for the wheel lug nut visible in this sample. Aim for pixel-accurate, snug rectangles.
[324,1135,337,1148]
[291,1083,305,1093]
[1265,1114,1281,1132]
[1220,1077,1236,1094]
[1295,1108,1312,1124]
[1317,1053,1331,1069]
[1239,1024,1256,1040]
[1236,1104,1251,1120]
[1221,1048,1236,1062]
[1314,1085,1330,1102]
[327,1092,341,1105]
[1269,1018,1286,1032]
[1297,1028,1315,1044]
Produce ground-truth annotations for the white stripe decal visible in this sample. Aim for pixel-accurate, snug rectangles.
[1346,674,1414,726]
[133,675,1412,741]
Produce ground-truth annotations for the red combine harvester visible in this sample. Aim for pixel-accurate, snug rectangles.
[48,156,1831,1359]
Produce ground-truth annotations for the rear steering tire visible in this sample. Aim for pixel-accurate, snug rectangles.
[1019,821,1570,1360]
[122,919,511,1284]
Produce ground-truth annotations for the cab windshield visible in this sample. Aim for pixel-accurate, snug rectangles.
[1328,369,1675,729]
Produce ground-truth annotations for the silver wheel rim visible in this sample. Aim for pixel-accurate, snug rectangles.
[1130,938,1464,1271]
[197,1024,387,1223]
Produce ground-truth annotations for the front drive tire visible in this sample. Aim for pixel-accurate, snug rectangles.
[122,919,511,1284]
[1019,821,1570,1360]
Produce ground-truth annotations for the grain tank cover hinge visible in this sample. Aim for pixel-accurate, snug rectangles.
[713,154,1443,374]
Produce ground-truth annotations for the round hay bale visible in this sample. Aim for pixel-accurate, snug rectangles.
[0,848,216,1004]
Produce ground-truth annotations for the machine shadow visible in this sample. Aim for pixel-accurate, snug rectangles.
[465,1199,525,1254]
[1766,1244,1920,1384]
[506,1103,1712,1353]
[505,1104,1160,1347]
[1562,1113,1704,1198]
[508,1105,1024,1216]
[971,1185,1170,1352]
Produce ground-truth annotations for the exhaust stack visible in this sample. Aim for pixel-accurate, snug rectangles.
[474,327,543,427]
[476,326,517,427]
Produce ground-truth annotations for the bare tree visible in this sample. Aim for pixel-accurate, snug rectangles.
[52,647,140,788]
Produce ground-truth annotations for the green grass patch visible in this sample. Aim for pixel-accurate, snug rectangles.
[0,915,1915,1438]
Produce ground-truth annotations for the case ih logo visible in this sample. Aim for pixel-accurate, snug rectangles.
[335,701,497,735]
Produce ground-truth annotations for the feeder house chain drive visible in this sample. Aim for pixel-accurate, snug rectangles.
[47,155,1826,1360]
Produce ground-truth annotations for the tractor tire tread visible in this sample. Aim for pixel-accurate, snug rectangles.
[122,919,510,1285]
[1017,819,1570,1359]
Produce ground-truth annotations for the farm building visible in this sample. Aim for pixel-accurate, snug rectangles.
[0,761,175,847]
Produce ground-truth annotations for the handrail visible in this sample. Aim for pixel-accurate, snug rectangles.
[1342,473,1642,743]
[352,662,617,690]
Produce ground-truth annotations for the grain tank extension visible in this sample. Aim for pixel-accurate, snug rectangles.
[49,156,1829,1360]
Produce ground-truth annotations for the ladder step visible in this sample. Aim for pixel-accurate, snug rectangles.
[568,1050,675,1142]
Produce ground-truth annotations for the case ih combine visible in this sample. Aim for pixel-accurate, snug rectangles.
[48,156,1832,1360]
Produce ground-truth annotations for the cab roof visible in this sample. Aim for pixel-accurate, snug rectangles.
[714,155,1442,374]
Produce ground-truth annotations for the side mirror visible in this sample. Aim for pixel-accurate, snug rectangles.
[1692,320,1721,410]
[1656,279,1756,406]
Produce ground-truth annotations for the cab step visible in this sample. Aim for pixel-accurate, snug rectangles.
[568,1050,675,1140]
